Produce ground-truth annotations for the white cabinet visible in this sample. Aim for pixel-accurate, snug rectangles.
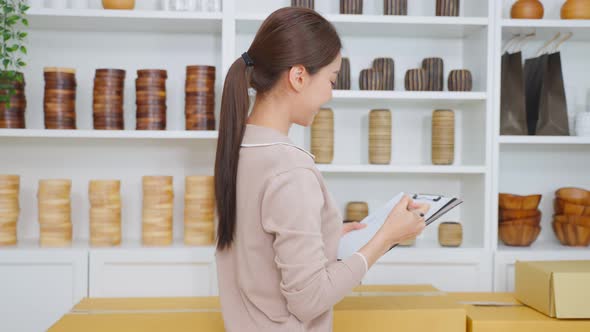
[89,242,217,297]
[0,241,88,332]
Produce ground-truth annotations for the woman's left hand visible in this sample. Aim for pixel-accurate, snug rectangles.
[341,222,367,237]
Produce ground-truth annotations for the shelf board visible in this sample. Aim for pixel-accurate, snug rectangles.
[329,90,487,107]
[0,129,219,140]
[502,19,590,41]
[316,164,486,174]
[499,136,590,145]
[498,241,590,256]
[237,13,488,38]
[27,8,223,33]
[0,238,216,252]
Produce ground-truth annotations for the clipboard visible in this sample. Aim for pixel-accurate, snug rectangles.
[338,192,463,259]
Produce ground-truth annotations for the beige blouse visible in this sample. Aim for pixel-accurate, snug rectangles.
[215,124,367,332]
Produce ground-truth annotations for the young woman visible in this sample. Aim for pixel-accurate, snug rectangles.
[214,7,429,331]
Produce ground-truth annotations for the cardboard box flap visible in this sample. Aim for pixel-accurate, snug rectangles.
[336,295,464,311]
[515,261,553,316]
[73,297,221,312]
[351,284,443,297]
[553,272,590,319]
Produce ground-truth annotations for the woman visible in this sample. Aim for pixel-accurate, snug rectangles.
[214,7,429,332]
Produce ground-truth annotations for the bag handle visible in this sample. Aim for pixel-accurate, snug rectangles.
[549,32,573,53]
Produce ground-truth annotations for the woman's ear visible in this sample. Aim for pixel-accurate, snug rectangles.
[288,64,307,92]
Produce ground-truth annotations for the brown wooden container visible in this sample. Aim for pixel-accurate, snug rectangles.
[554,198,590,216]
[311,108,334,164]
[340,0,363,14]
[136,69,167,130]
[431,109,454,165]
[561,0,590,19]
[37,179,72,247]
[43,68,77,130]
[404,68,427,91]
[0,72,26,129]
[185,66,216,130]
[384,0,407,15]
[552,220,590,247]
[499,223,541,246]
[422,57,444,91]
[511,0,544,19]
[346,201,369,222]
[438,222,462,247]
[359,69,382,91]
[448,69,473,91]
[372,57,395,91]
[369,109,391,164]
[89,180,121,247]
[555,187,590,206]
[0,175,20,246]
[291,0,314,9]
[142,176,173,246]
[335,57,351,90]
[93,68,125,130]
[436,0,460,16]
[184,175,215,246]
[499,193,542,210]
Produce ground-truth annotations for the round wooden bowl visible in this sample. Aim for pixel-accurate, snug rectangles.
[561,0,590,19]
[95,68,125,78]
[438,221,462,247]
[404,68,427,91]
[499,223,541,246]
[102,0,135,9]
[44,67,76,75]
[499,208,541,221]
[346,201,369,221]
[499,215,542,227]
[448,69,473,91]
[137,69,167,79]
[498,193,542,210]
[511,0,544,19]
[552,221,590,247]
[555,187,590,205]
[554,198,590,216]
[554,214,590,227]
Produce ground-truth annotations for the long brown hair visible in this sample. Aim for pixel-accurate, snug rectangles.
[215,7,342,250]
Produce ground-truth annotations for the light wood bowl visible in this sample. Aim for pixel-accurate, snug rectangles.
[554,198,590,216]
[499,215,542,227]
[498,193,542,210]
[555,187,590,205]
[499,208,541,221]
[346,201,369,222]
[499,223,541,246]
[552,222,590,247]
[554,214,590,228]
[438,222,462,247]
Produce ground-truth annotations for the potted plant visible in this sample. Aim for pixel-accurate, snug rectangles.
[0,0,29,110]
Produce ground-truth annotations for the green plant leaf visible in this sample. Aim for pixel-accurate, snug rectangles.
[19,46,26,54]
[22,18,29,27]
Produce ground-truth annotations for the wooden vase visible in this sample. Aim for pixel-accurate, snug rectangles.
[422,57,444,91]
[291,0,314,9]
[185,65,216,131]
[432,109,455,165]
[404,68,427,91]
[335,58,351,90]
[384,0,407,15]
[346,202,369,222]
[511,0,544,19]
[561,0,590,19]
[372,57,395,91]
[438,222,463,247]
[436,0,460,16]
[448,69,473,92]
[359,69,382,91]
[369,109,392,165]
[0,72,26,129]
[341,0,363,14]
[311,109,334,164]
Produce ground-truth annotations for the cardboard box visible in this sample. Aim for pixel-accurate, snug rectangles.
[448,292,590,332]
[515,260,590,319]
[334,295,466,332]
[48,297,225,332]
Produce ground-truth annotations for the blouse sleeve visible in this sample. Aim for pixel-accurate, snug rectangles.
[260,167,366,323]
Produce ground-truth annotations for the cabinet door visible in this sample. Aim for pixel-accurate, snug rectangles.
[89,246,217,297]
[363,249,493,291]
[0,247,88,332]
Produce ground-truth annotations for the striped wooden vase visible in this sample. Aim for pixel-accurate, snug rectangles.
[404,68,427,91]
[346,202,369,222]
[311,109,334,164]
[291,0,314,9]
[422,57,444,91]
[448,69,473,91]
[340,0,363,14]
[359,69,382,91]
[436,0,460,16]
[369,109,392,165]
[335,57,351,90]
[384,0,407,15]
[372,57,395,91]
[432,109,455,165]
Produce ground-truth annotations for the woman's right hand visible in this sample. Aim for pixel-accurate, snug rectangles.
[378,195,429,247]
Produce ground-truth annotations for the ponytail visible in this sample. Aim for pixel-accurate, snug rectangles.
[215,58,250,250]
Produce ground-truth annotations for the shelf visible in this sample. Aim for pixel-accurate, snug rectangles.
[236,13,488,38]
[499,136,590,145]
[329,90,487,107]
[317,164,487,174]
[497,241,590,256]
[0,129,219,140]
[502,19,590,41]
[27,8,223,33]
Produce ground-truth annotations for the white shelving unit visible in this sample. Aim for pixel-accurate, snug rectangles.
[491,0,590,292]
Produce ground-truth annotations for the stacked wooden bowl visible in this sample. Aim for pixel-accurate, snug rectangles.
[185,66,216,130]
[93,69,125,130]
[432,110,455,165]
[44,68,77,129]
[369,109,391,164]
[136,69,167,130]
[142,176,173,246]
[89,180,121,247]
[0,72,26,129]
[184,176,215,246]
[0,175,20,246]
[553,187,590,246]
[498,193,542,246]
[38,179,72,247]
[345,201,368,223]
[311,108,334,164]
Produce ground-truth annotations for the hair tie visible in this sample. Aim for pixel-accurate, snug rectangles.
[241,52,254,67]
